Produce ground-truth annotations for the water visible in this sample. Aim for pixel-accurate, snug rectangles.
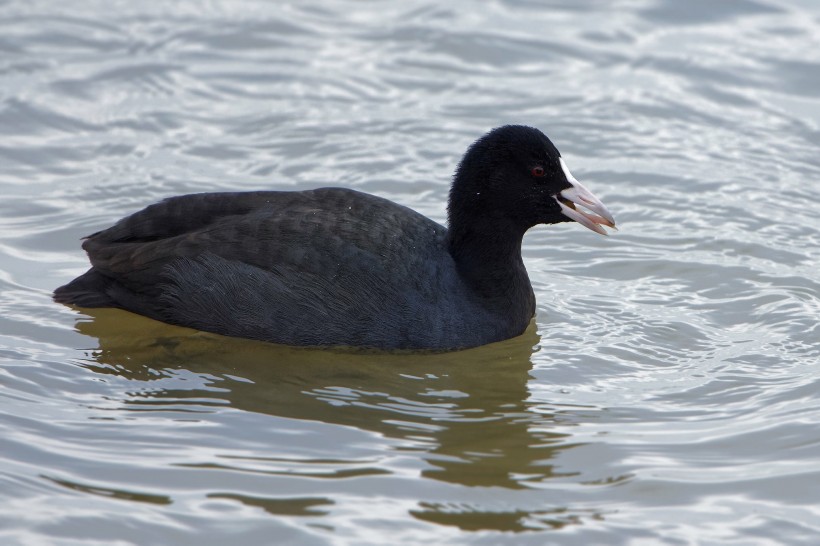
[1,0,819,543]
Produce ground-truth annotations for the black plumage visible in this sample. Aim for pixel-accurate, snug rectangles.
[55,125,615,351]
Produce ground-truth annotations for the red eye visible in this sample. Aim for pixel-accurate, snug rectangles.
[531,166,545,177]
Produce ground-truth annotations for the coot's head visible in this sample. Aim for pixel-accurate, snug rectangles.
[448,125,615,235]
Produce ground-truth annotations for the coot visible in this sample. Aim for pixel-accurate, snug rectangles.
[55,125,615,351]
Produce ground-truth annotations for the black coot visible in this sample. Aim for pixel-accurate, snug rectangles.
[55,125,616,351]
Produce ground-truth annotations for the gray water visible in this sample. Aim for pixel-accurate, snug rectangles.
[1,0,819,544]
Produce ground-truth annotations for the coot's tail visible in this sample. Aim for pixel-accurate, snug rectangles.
[54,268,117,308]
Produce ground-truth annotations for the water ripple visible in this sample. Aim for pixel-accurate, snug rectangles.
[1,0,819,544]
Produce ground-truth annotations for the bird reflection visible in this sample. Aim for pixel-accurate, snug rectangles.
[74,308,586,531]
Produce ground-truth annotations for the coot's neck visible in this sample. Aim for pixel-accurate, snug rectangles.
[446,217,534,307]
[446,144,536,317]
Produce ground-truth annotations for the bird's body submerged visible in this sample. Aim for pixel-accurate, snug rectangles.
[59,188,532,350]
[55,126,615,351]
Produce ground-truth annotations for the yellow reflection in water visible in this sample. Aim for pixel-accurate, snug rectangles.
[72,308,588,531]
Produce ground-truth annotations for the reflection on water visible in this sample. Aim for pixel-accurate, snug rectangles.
[76,308,589,531]
[2,0,820,543]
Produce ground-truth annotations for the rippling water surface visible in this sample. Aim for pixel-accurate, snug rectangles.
[1,0,819,544]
